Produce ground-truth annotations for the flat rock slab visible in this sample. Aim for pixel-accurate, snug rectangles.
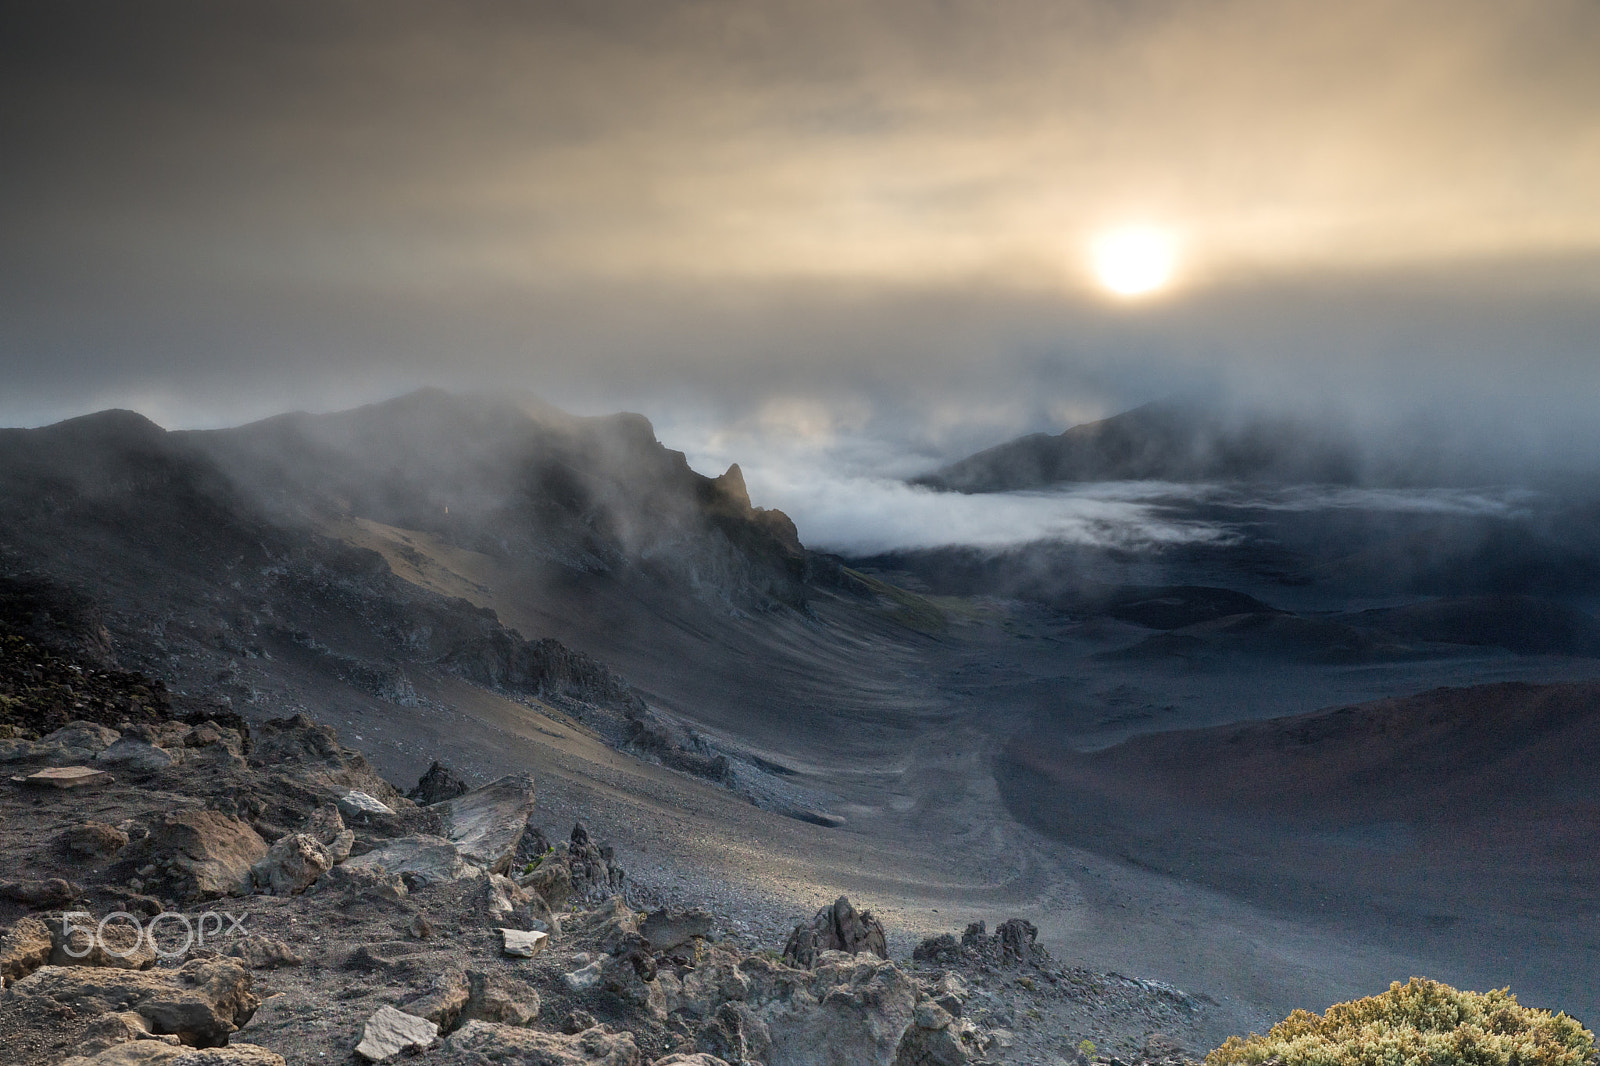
[355,1005,438,1062]
[499,928,548,958]
[439,773,536,874]
[341,835,479,887]
[337,790,395,817]
[12,766,113,789]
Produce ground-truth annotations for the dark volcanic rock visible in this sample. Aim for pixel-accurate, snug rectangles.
[782,896,888,969]
[408,760,470,805]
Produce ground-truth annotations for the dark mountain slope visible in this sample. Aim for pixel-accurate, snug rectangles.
[185,388,814,610]
[0,394,887,818]
[914,402,1358,493]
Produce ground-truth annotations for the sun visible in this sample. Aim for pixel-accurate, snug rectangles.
[1090,226,1178,297]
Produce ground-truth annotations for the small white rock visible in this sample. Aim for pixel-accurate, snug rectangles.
[500,928,548,958]
[338,790,395,817]
[354,1005,437,1062]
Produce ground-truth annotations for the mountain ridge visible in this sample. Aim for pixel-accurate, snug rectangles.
[913,401,1360,493]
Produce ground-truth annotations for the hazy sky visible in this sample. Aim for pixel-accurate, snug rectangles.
[4,1,1600,473]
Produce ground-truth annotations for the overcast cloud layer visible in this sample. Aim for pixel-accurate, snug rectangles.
[4,1,1600,481]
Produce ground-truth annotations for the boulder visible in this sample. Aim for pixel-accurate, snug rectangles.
[2,957,258,1047]
[406,970,473,1031]
[340,834,479,888]
[892,1002,971,1066]
[225,937,303,970]
[49,912,159,970]
[134,810,267,900]
[303,804,355,862]
[461,969,541,1027]
[65,821,131,860]
[73,1009,182,1055]
[656,1056,731,1066]
[320,863,408,901]
[601,938,662,1013]
[782,897,887,969]
[60,1043,286,1065]
[0,876,82,906]
[1,915,54,985]
[95,738,176,772]
[408,760,470,805]
[40,721,123,758]
[500,928,548,958]
[437,773,536,874]
[695,1001,770,1063]
[641,907,713,953]
[249,832,333,896]
[354,1005,439,1062]
[440,1019,640,1065]
[521,856,574,907]
[578,895,641,953]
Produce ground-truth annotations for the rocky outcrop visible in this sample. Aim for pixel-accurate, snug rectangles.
[1,915,54,986]
[406,761,469,806]
[782,896,888,968]
[406,967,542,1032]
[749,952,919,1066]
[2,957,259,1048]
[439,1019,641,1065]
[439,631,647,715]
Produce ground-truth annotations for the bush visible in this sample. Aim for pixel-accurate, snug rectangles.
[1207,978,1596,1066]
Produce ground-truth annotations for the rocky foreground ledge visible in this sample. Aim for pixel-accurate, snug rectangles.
[1,665,1206,1066]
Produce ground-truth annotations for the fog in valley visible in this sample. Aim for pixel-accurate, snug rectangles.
[3,4,1598,1065]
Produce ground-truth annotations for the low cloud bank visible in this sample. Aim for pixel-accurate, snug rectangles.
[659,409,1546,555]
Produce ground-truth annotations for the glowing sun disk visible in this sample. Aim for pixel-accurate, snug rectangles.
[1091,227,1177,297]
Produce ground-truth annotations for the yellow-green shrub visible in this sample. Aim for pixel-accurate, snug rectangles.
[1207,978,1596,1066]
